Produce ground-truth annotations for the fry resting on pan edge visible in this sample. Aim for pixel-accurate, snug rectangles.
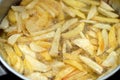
[0,0,120,80]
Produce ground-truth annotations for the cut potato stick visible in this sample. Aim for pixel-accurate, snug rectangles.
[29,42,46,52]
[102,51,117,67]
[93,16,120,23]
[49,28,61,57]
[79,55,103,74]
[8,33,22,45]
[102,29,108,50]
[93,23,111,30]
[31,21,63,36]
[64,60,83,71]
[70,8,86,19]
[63,53,79,61]
[87,5,97,20]
[62,22,84,39]
[109,26,118,49]
[117,28,120,46]
[55,66,75,80]
[25,0,38,9]
[35,41,51,49]
[40,51,52,61]
[63,0,86,9]
[61,2,76,17]
[0,17,9,29]
[80,20,97,24]
[33,31,55,40]
[97,31,105,55]
[87,30,97,38]
[79,32,86,39]
[62,41,67,54]
[78,0,100,5]
[100,1,114,11]
[13,44,23,57]
[98,7,119,18]
[73,38,94,55]
[18,44,36,58]
[61,18,78,32]
[25,54,50,72]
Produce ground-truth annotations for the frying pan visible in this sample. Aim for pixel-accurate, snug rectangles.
[0,0,120,80]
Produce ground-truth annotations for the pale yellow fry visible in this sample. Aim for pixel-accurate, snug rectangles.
[23,58,33,75]
[87,30,97,38]
[98,7,119,18]
[102,29,109,50]
[97,31,105,55]
[29,42,46,52]
[63,0,86,9]
[33,31,55,40]
[80,20,97,24]
[40,51,52,61]
[93,23,111,30]
[70,8,86,19]
[62,22,84,39]
[0,17,9,29]
[35,41,51,49]
[31,21,63,36]
[61,18,78,32]
[62,41,67,54]
[25,54,50,72]
[55,67,75,80]
[63,53,79,61]
[26,0,39,9]
[73,38,94,55]
[79,55,103,74]
[13,56,24,74]
[87,5,97,20]
[49,28,61,57]
[78,0,100,5]
[8,33,22,45]
[64,60,83,71]
[117,28,120,46]
[109,26,118,49]
[102,51,117,67]
[61,2,76,17]
[93,16,120,23]
[100,1,114,11]
[13,44,23,57]
[66,40,73,49]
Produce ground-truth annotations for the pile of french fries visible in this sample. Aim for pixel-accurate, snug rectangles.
[0,0,120,80]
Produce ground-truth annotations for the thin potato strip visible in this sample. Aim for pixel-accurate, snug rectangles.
[87,5,97,20]
[33,31,55,40]
[63,0,86,9]
[93,16,120,23]
[100,1,114,11]
[73,39,95,55]
[64,60,83,71]
[109,26,118,49]
[49,28,61,57]
[70,8,86,19]
[61,18,78,32]
[25,0,39,9]
[98,7,119,18]
[97,31,105,55]
[93,23,111,30]
[79,55,103,74]
[0,17,9,29]
[13,44,23,57]
[62,22,84,39]
[78,0,100,5]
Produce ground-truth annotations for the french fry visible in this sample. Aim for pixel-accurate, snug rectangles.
[61,18,78,32]
[20,0,32,6]
[70,8,86,19]
[55,66,75,80]
[25,0,39,9]
[63,0,86,9]
[18,44,36,58]
[62,22,84,39]
[25,54,50,72]
[35,41,51,49]
[64,60,84,71]
[93,16,120,23]
[13,44,23,57]
[98,7,119,18]
[7,10,16,24]
[63,53,79,61]
[33,31,55,40]
[78,0,100,5]
[109,26,118,49]
[79,55,103,74]
[40,51,52,61]
[87,30,97,38]
[0,17,9,29]
[29,42,46,52]
[102,29,109,50]
[117,28,120,46]
[97,31,105,55]
[87,5,97,20]
[100,1,114,11]
[93,23,111,30]
[80,20,97,24]
[8,33,22,45]
[102,51,117,67]
[49,28,61,57]
[62,41,67,54]
[73,38,95,55]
